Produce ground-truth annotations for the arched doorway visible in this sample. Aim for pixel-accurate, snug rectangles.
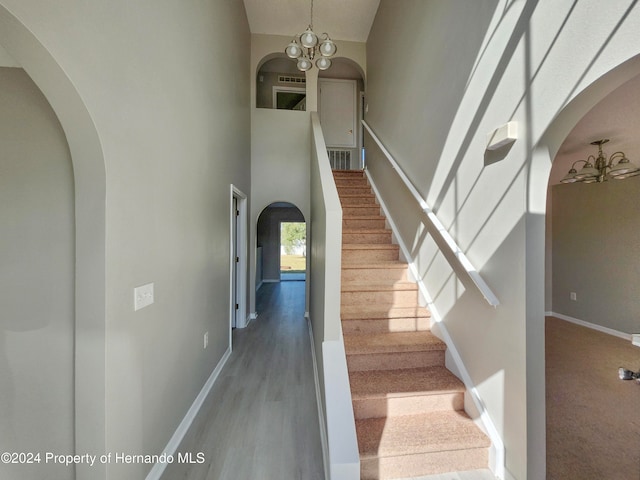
[529,54,640,479]
[256,202,307,290]
[543,71,640,479]
[0,7,107,479]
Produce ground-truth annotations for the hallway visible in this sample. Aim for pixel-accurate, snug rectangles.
[161,281,324,480]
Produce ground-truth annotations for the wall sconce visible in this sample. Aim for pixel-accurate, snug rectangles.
[560,139,640,184]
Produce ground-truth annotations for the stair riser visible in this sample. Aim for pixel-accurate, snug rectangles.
[339,196,377,205]
[342,248,398,263]
[352,392,464,420]
[337,186,373,196]
[334,179,369,187]
[347,350,445,371]
[342,232,392,244]
[342,206,382,217]
[341,306,430,320]
[359,448,489,480]
[342,268,408,283]
[341,317,430,334]
[342,218,387,229]
[341,290,419,307]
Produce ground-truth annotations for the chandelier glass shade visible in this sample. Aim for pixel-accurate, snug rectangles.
[285,0,337,71]
[560,139,640,184]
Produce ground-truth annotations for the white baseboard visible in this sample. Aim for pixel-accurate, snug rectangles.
[306,314,330,480]
[247,312,258,326]
[145,348,232,480]
[365,169,506,480]
[546,311,631,341]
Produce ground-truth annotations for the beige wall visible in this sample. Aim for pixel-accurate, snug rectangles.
[551,178,640,333]
[366,1,640,479]
[0,67,74,480]
[0,2,251,479]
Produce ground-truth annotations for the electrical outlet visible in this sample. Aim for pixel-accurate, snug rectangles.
[570,292,577,301]
[204,331,209,349]
[632,334,640,348]
[134,283,154,311]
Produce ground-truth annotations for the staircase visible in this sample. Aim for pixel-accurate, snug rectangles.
[333,170,491,480]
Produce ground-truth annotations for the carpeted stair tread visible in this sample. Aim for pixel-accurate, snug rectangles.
[341,261,408,270]
[356,411,491,458]
[343,243,398,250]
[344,331,445,355]
[349,366,464,399]
[341,281,418,292]
[341,304,430,320]
[342,215,386,221]
[339,193,376,199]
[342,228,390,234]
[338,185,373,191]
[343,205,381,212]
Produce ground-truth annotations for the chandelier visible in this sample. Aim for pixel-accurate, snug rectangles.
[560,139,640,184]
[284,0,337,72]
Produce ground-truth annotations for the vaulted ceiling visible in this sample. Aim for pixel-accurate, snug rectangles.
[242,0,380,43]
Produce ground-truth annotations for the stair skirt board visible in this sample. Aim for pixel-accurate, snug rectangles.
[333,169,504,480]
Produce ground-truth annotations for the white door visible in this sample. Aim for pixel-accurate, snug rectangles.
[319,79,357,148]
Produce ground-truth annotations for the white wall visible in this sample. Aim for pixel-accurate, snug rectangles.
[0,67,74,480]
[0,2,251,479]
[250,108,311,315]
[366,1,640,479]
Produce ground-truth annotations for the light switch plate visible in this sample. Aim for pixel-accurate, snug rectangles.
[134,283,154,311]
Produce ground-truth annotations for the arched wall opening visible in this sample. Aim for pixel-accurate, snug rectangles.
[0,7,107,479]
[528,53,640,478]
[256,202,307,290]
[251,35,366,112]
[256,55,306,110]
[542,68,640,479]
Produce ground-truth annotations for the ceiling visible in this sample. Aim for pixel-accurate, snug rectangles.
[242,0,380,43]
[242,1,640,188]
[549,74,640,185]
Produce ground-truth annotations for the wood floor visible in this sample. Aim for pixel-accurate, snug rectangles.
[161,281,324,480]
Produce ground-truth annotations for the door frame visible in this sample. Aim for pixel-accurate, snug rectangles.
[229,185,248,348]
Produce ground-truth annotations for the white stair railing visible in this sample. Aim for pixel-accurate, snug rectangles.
[362,120,500,307]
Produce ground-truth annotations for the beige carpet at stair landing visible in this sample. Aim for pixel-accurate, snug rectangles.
[546,316,640,480]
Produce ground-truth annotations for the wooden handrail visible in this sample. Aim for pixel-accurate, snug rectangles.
[362,120,500,307]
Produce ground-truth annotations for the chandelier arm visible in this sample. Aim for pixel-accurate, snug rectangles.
[607,152,627,167]
[570,159,587,169]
